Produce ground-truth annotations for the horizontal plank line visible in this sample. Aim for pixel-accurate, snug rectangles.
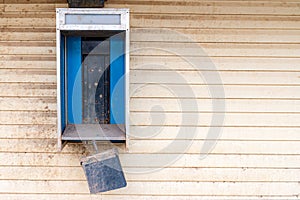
[0,193,84,195]
[0,55,297,59]
[2,97,300,100]
[0,110,56,113]
[0,28,55,32]
[0,57,55,61]
[2,165,300,169]
[130,125,300,128]
[6,25,300,31]
[3,110,300,114]
[2,151,300,156]
[2,2,65,3]
[131,139,300,142]
[132,12,300,17]
[2,138,300,142]
[1,178,300,183]
[0,124,56,126]
[0,41,55,45]
[130,125,300,129]
[0,68,55,71]
[1,54,56,56]
[130,111,300,114]
[4,83,300,87]
[0,14,54,18]
[2,11,55,14]
[131,96,300,100]
[132,55,300,59]
[0,195,295,200]
[133,55,300,59]
[1,95,300,101]
[122,152,300,156]
[82,195,300,197]
[3,11,300,17]
[2,126,299,129]
[131,69,300,72]
[87,0,300,2]
[97,166,300,170]
[132,41,300,45]
[130,125,299,129]
[0,193,297,197]
[0,152,80,155]
[0,82,56,84]
[1,165,300,170]
[0,96,55,98]
[131,26,300,31]
[172,0,300,1]
[2,110,300,114]
[134,96,297,100]
[0,110,55,112]
[0,41,55,44]
[136,67,300,71]
[0,138,55,140]
[131,12,300,17]
[0,96,56,98]
[132,27,300,31]
[130,83,300,86]
[131,97,300,100]
[4,138,300,142]
[2,0,299,2]
[8,83,299,87]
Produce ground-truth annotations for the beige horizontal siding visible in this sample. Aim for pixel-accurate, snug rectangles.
[129,113,299,126]
[0,83,56,96]
[130,99,300,112]
[107,0,300,15]
[1,13,300,29]
[0,124,56,139]
[2,166,300,182]
[1,125,300,141]
[130,70,300,84]
[0,0,300,199]
[0,195,298,200]
[131,28,300,43]
[1,180,300,195]
[1,139,300,154]
[2,98,300,112]
[1,125,300,142]
[130,85,300,98]
[4,69,300,84]
[2,152,300,168]
[129,126,300,141]
[130,15,300,29]
[131,57,300,71]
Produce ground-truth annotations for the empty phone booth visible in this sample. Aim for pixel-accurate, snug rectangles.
[56,8,129,150]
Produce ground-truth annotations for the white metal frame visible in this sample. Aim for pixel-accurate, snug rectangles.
[56,8,130,151]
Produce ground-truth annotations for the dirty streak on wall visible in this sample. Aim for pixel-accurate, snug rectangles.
[0,0,300,199]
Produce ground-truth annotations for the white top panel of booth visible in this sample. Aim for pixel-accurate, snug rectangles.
[56,8,129,31]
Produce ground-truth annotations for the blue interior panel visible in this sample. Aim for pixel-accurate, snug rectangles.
[60,34,66,131]
[67,36,82,124]
[110,34,125,124]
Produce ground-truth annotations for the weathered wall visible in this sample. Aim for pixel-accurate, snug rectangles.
[1,0,300,199]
